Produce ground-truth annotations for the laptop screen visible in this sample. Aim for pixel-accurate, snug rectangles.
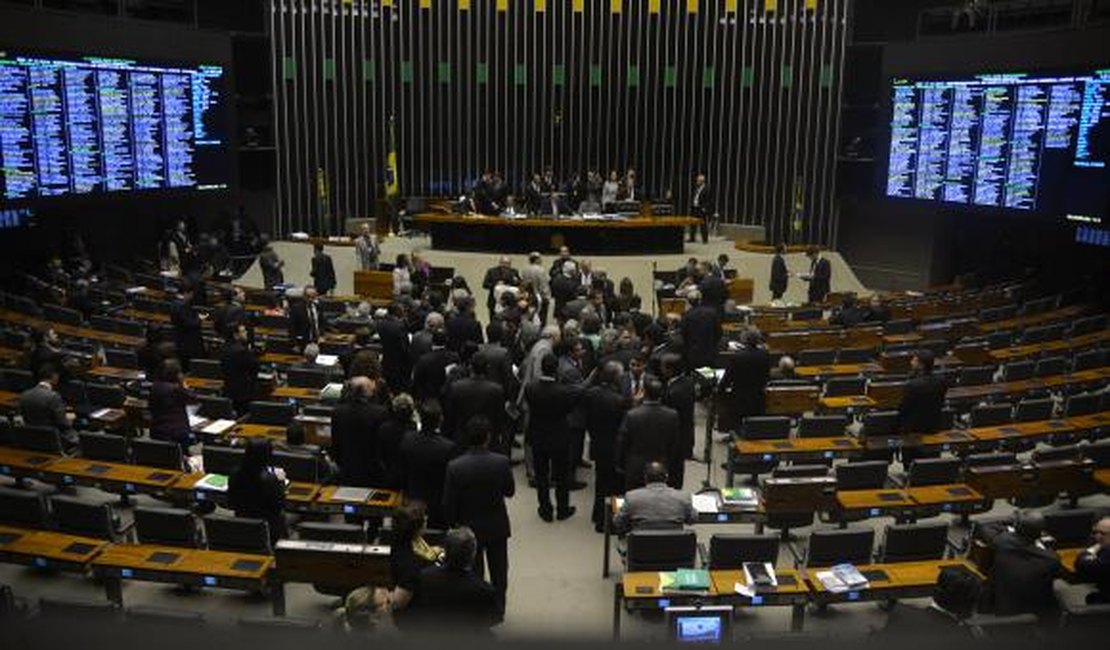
[674,614,724,643]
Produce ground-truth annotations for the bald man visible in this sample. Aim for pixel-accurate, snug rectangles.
[612,461,695,535]
[482,256,520,321]
[988,511,1062,618]
[330,376,389,487]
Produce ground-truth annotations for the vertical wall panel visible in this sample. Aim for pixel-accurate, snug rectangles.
[271,0,850,244]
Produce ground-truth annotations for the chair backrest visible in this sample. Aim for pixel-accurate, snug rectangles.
[1083,439,1110,468]
[12,425,63,454]
[131,438,184,470]
[43,304,83,326]
[797,415,848,439]
[103,349,140,370]
[1002,360,1035,382]
[626,529,698,572]
[860,411,900,437]
[86,383,126,409]
[296,521,365,543]
[970,403,1013,428]
[195,395,236,420]
[188,358,224,380]
[980,305,1017,323]
[792,308,823,322]
[835,461,889,490]
[247,401,296,426]
[202,445,245,476]
[964,452,1017,469]
[1064,392,1101,417]
[272,450,319,483]
[203,515,273,555]
[1043,509,1096,547]
[883,319,914,335]
[805,528,874,567]
[0,486,49,527]
[739,416,791,441]
[907,457,963,486]
[115,319,146,338]
[878,522,949,562]
[1,367,35,392]
[797,349,837,366]
[133,507,200,548]
[50,496,116,540]
[1032,445,1083,464]
[1070,314,1106,337]
[772,464,830,479]
[707,533,780,569]
[126,606,206,626]
[1034,356,1069,378]
[78,432,129,463]
[823,377,867,397]
[286,368,330,389]
[1014,398,1054,422]
[837,348,873,364]
[1072,348,1105,372]
[959,366,996,387]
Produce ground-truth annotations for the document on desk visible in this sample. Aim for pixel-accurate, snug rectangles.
[691,493,721,514]
[331,487,372,503]
[315,354,339,367]
[201,419,237,435]
[90,408,114,419]
[187,413,207,429]
[816,563,868,593]
[195,473,229,492]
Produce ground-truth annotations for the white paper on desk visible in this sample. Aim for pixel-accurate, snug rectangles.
[201,419,237,435]
[315,354,339,367]
[735,582,756,597]
[187,413,207,428]
[90,408,113,419]
[691,493,721,514]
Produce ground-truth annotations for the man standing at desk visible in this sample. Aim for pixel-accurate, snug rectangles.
[680,290,722,372]
[719,328,771,421]
[688,173,712,244]
[170,284,205,371]
[617,378,679,491]
[897,350,947,436]
[310,242,337,295]
[288,286,323,350]
[801,246,831,304]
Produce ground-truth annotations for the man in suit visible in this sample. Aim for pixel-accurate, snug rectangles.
[400,401,458,529]
[410,311,445,366]
[310,242,337,295]
[680,290,722,371]
[829,294,866,327]
[377,302,412,393]
[688,173,712,244]
[583,361,628,533]
[170,284,205,371]
[616,377,679,491]
[876,566,980,638]
[520,252,551,323]
[613,462,696,534]
[524,354,583,522]
[446,295,484,353]
[897,349,948,435]
[257,236,285,288]
[660,353,696,489]
[1075,516,1110,604]
[620,353,655,407]
[330,376,388,487]
[288,286,323,350]
[410,526,501,631]
[769,244,789,301]
[988,510,1062,619]
[475,321,518,397]
[548,245,577,278]
[803,246,831,304]
[481,256,520,321]
[719,328,771,421]
[550,261,580,319]
[220,324,260,416]
[443,416,515,617]
[443,355,506,452]
[212,287,247,340]
[19,363,74,446]
[697,262,727,313]
[411,331,458,403]
[863,294,892,323]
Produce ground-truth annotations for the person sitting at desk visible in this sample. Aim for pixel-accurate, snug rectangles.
[19,363,75,447]
[228,438,288,543]
[149,358,195,452]
[988,510,1062,619]
[278,420,336,482]
[1075,516,1110,604]
[829,294,865,327]
[862,294,892,323]
[408,526,501,633]
[876,566,981,638]
[612,462,696,534]
[378,500,443,625]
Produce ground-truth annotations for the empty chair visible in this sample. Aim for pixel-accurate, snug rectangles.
[130,438,184,470]
[883,319,914,335]
[0,486,49,527]
[188,359,223,380]
[837,348,873,364]
[59,380,89,412]
[286,368,330,390]
[1072,349,1105,372]
[906,457,963,487]
[1034,356,1069,378]
[1002,360,1035,382]
[860,411,900,437]
[1070,314,1107,337]
[980,305,1017,323]
[246,401,297,426]
[85,383,125,409]
[959,366,996,387]
[133,507,201,548]
[42,304,83,326]
[103,349,139,370]
[195,395,236,420]
[1019,296,1057,316]
[739,416,792,441]
[202,445,245,475]
[203,515,273,555]
[38,596,118,619]
[0,368,35,392]
[115,320,146,338]
[877,522,950,562]
[835,461,888,490]
[965,452,1017,469]
[797,349,837,366]
[706,533,780,569]
[1032,445,1083,464]
[625,529,698,571]
[1014,398,1054,422]
[771,464,830,479]
[970,403,1013,427]
[51,496,123,540]
[938,408,957,431]
[11,425,64,454]
[272,450,318,483]
[804,528,874,567]
[797,415,849,439]
[1064,392,1102,417]
[792,308,823,322]
[78,432,129,463]
[1043,509,1097,547]
[296,521,365,543]
[824,377,867,397]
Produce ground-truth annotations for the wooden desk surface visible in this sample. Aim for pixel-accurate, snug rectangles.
[413,212,701,229]
[0,389,19,412]
[904,484,987,506]
[882,333,924,345]
[260,352,303,365]
[819,396,877,410]
[977,304,1088,333]
[0,524,109,569]
[0,347,24,365]
[0,446,60,476]
[710,568,810,598]
[945,366,1110,402]
[795,363,881,378]
[92,543,273,580]
[988,329,1110,363]
[1057,547,1084,577]
[87,365,145,382]
[231,423,287,441]
[184,376,224,391]
[1095,469,1110,490]
[0,309,144,348]
[119,308,171,324]
[735,436,861,457]
[43,457,183,490]
[968,418,1078,443]
[315,485,402,510]
[806,559,984,594]
[836,489,912,511]
[1066,411,1110,431]
[270,386,321,401]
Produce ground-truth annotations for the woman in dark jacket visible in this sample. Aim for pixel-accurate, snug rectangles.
[380,500,442,624]
[227,438,288,543]
[148,358,194,451]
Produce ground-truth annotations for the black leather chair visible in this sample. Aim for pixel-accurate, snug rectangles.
[202,445,244,476]
[804,528,874,567]
[78,432,129,463]
[876,522,949,562]
[11,425,64,454]
[286,368,331,390]
[707,533,780,569]
[188,359,224,380]
[1064,392,1101,417]
[50,496,127,541]
[104,349,140,370]
[797,349,837,366]
[1014,398,1054,422]
[626,530,698,572]
[130,438,184,470]
[85,383,126,409]
[245,401,296,426]
[958,366,996,387]
[824,377,867,398]
[835,461,888,490]
[203,515,273,555]
[970,403,1013,428]
[196,395,236,420]
[296,521,365,543]
[1043,509,1097,547]
[272,450,319,483]
[797,415,848,439]
[1034,356,1069,378]
[906,457,962,487]
[0,486,49,527]
[1002,360,1035,382]
[964,452,1017,469]
[837,348,874,364]
[133,507,201,548]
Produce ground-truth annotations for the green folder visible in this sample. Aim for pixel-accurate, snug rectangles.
[674,568,711,591]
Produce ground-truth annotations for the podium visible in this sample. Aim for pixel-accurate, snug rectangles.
[353,270,393,300]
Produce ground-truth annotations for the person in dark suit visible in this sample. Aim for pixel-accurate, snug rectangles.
[616,377,679,491]
[410,526,501,632]
[310,242,337,295]
[288,286,322,350]
[697,263,727,314]
[620,352,656,407]
[18,363,74,445]
[258,236,285,288]
[680,290,722,371]
[583,361,628,532]
[220,324,260,416]
[410,312,444,366]
[660,353,696,489]
[330,376,388,487]
[443,354,506,451]
[148,358,194,451]
[380,501,440,624]
[688,173,713,244]
[524,354,583,522]
[227,438,288,543]
[377,302,412,393]
[481,256,520,321]
[212,287,248,340]
[862,294,892,323]
[446,295,484,353]
[411,331,458,403]
[897,349,948,435]
[28,329,71,385]
[169,284,205,370]
[442,416,515,617]
[400,402,458,529]
[875,566,980,638]
[718,328,771,421]
[769,243,789,301]
[474,320,518,397]
[988,510,1062,619]
[550,261,580,319]
[803,246,831,304]
[1074,516,1110,604]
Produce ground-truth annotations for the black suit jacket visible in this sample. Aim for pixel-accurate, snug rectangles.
[691,183,713,217]
[680,305,722,370]
[170,301,204,359]
[1075,546,1110,601]
[988,532,1061,617]
[443,376,506,443]
[897,373,948,434]
[288,300,322,347]
[446,313,484,352]
[330,399,388,486]
[474,343,517,396]
[664,375,697,462]
[410,330,435,366]
[149,380,192,445]
[412,566,500,630]
[443,448,515,541]
[220,340,259,405]
[212,301,246,339]
[376,316,411,390]
[583,385,628,470]
[400,429,458,524]
[310,252,336,294]
[524,377,583,451]
[616,401,679,490]
[719,346,771,419]
[550,274,579,314]
[698,276,727,311]
[769,254,788,295]
[481,267,520,312]
[807,257,831,303]
[411,348,458,402]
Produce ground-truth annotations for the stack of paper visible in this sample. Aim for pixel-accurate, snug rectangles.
[315,354,339,367]
[691,492,721,514]
[90,408,114,419]
[187,413,207,429]
[319,383,345,401]
[331,487,372,503]
[201,419,237,435]
[816,563,869,593]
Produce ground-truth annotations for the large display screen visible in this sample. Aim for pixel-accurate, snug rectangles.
[0,50,230,202]
[884,69,1110,218]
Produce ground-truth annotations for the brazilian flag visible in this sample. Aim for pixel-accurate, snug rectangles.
[384,115,399,200]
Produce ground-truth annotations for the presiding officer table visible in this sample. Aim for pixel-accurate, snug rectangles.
[412,213,701,254]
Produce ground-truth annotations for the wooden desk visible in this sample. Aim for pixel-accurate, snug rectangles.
[1057,547,1084,580]
[795,363,881,378]
[835,489,915,520]
[184,376,224,392]
[270,386,321,402]
[818,395,877,412]
[765,385,821,416]
[312,485,402,517]
[272,539,390,615]
[171,472,321,510]
[988,329,1110,363]
[0,309,144,348]
[41,457,183,496]
[230,423,287,442]
[118,308,171,324]
[977,304,1088,334]
[0,524,109,572]
[1095,469,1110,491]
[732,436,862,467]
[968,419,1082,447]
[945,366,1110,404]
[0,446,60,480]
[903,484,991,515]
[805,559,984,606]
[0,389,20,414]
[966,459,1097,500]
[260,352,303,365]
[0,346,24,366]
[91,544,274,608]
[87,366,145,382]
[862,430,978,455]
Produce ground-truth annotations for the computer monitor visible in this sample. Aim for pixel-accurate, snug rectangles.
[666,606,732,644]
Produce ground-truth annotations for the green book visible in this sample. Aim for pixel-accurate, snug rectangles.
[673,568,711,591]
[721,487,759,504]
